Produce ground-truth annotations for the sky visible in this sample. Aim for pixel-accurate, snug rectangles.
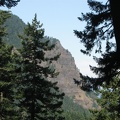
[1,0,98,77]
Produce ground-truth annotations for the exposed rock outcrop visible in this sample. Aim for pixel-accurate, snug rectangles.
[49,40,97,109]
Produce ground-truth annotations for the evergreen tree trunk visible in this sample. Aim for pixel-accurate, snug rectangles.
[110,0,120,54]
[31,100,35,120]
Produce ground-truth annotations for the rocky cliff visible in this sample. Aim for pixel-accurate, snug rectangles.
[48,39,97,109]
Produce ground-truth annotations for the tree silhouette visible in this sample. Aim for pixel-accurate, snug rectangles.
[74,1,120,119]
[0,0,20,8]
[15,14,65,120]
[74,0,120,89]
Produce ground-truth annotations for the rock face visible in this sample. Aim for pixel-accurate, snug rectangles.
[49,40,97,109]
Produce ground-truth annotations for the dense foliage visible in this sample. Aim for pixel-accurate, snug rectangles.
[14,14,65,120]
[0,0,20,8]
[0,10,19,120]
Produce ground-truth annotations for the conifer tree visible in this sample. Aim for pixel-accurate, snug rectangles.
[74,0,120,87]
[0,10,18,120]
[90,77,120,120]
[15,14,65,120]
[74,0,120,119]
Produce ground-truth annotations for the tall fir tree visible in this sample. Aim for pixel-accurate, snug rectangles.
[0,10,18,120]
[15,14,65,120]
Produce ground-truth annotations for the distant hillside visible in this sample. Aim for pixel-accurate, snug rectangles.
[63,96,91,120]
[4,13,25,48]
[3,12,98,111]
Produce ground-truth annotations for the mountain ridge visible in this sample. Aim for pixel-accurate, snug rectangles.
[4,12,98,109]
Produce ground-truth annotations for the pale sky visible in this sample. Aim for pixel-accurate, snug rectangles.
[1,0,98,77]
